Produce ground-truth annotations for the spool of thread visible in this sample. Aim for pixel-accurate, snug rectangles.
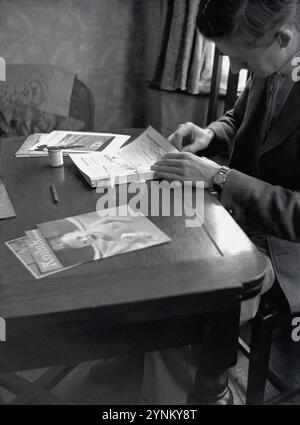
[48,147,64,168]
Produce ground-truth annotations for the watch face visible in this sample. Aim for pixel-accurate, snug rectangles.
[214,173,225,185]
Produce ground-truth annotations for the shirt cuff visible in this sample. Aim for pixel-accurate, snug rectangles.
[219,169,250,226]
[207,122,232,156]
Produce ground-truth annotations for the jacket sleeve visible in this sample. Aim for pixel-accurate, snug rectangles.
[207,77,253,156]
[221,170,300,242]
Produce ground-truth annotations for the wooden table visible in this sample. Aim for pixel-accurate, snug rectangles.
[0,136,271,405]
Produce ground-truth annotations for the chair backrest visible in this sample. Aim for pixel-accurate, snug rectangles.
[0,66,95,137]
[69,78,95,131]
[206,48,241,126]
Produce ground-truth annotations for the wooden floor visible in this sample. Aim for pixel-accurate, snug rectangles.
[1,326,300,405]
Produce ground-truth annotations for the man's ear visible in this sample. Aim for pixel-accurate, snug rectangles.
[276,29,293,48]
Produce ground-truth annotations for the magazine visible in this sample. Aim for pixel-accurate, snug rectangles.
[5,237,68,279]
[15,134,50,157]
[29,131,130,155]
[69,126,178,188]
[35,206,171,270]
[6,206,171,279]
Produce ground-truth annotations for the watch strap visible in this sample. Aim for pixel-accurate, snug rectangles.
[213,166,232,191]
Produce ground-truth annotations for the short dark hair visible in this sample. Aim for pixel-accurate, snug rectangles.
[197,0,300,46]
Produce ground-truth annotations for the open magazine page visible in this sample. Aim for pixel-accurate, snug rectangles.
[69,126,178,187]
[29,131,130,155]
[5,207,171,279]
[69,152,141,187]
[119,126,178,171]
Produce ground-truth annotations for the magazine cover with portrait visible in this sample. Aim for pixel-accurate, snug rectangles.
[32,206,171,271]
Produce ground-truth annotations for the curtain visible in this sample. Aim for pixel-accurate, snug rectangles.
[151,0,215,95]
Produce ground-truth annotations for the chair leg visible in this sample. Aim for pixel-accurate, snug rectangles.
[0,364,78,405]
[246,308,278,405]
[267,387,300,405]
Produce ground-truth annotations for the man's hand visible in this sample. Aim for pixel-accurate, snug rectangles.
[168,122,214,153]
[151,152,221,189]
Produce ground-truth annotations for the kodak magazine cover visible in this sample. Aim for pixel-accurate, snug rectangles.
[5,237,68,280]
[35,206,171,270]
[25,229,65,274]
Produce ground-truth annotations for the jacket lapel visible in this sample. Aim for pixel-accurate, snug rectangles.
[233,77,266,145]
[259,81,300,157]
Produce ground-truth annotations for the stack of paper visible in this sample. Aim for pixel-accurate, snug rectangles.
[6,207,171,279]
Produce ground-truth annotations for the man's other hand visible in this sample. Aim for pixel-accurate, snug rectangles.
[168,122,214,153]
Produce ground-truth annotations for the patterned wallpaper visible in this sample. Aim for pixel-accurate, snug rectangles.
[0,0,148,131]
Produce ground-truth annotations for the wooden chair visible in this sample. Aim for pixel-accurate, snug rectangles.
[240,285,300,405]
[206,48,241,125]
[0,66,95,137]
[70,78,95,131]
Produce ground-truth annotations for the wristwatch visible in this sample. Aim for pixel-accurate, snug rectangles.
[213,166,232,191]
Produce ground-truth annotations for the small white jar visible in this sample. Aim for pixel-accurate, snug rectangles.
[48,147,64,168]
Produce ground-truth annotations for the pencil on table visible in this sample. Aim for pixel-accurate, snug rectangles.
[50,183,59,204]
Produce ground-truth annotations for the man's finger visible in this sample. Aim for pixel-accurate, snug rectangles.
[167,132,176,142]
[154,159,184,168]
[151,164,183,176]
[168,124,191,149]
[161,152,190,160]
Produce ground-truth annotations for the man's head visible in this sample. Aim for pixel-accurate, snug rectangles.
[197,0,300,76]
